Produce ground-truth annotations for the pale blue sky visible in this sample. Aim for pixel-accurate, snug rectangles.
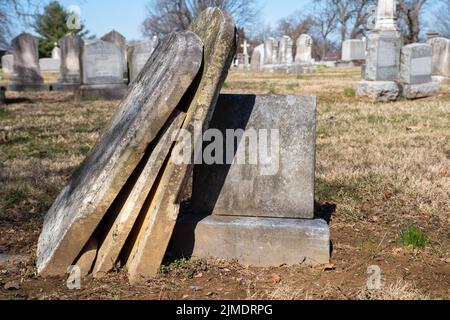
[51,0,310,40]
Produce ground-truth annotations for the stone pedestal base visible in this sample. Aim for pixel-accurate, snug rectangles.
[7,83,50,92]
[357,80,400,102]
[172,215,330,267]
[53,83,81,91]
[402,82,439,99]
[77,83,128,100]
[432,76,450,85]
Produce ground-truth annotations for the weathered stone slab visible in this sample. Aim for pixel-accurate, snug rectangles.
[402,82,439,99]
[427,37,450,79]
[128,38,158,82]
[39,58,60,72]
[8,33,49,92]
[55,34,84,91]
[342,39,366,61]
[296,34,313,65]
[92,111,186,278]
[357,80,400,102]
[101,30,128,81]
[400,43,432,85]
[250,44,264,71]
[1,54,13,74]
[264,38,274,65]
[173,215,330,267]
[193,94,316,219]
[125,8,236,284]
[36,31,203,276]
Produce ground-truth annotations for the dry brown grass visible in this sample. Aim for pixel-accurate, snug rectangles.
[0,67,449,300]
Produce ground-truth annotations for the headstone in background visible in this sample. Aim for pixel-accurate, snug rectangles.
[279,35,293,65]
[341,39,366,62]
[174,94,330,267]
[264,37,274,65]
[39,58,60,73]
[295,34,313,65]
[128,37,158,82]
[1,54,13,74]
[55,34,84,91]
[357,0,401,101]
[240,39,250,69]
[51,43,61,60]
[78,40,128,100]
[101,30,128,82]
[272,39,279,65]
[250,43,265,71]
[427,37,450,84]
[400,43,438,99]
[7,33,49,92]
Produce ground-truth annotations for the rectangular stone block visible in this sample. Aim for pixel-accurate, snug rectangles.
[428,37,450,77]
[400,43,432,85]
[402,82,439,99]
[1,55,13,74]
[365,31,401,81]
[81,40,125,85]
[129,38,158,82]
[39,58,60,73]
[173,215,330,267]
[192,94,316,219]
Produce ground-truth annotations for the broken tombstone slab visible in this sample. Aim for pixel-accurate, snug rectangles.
[36,31,203,277]
[125,7,236,284]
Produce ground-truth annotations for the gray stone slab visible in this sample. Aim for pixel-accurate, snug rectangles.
[192,94,316,219]
[10,33,44,86]
[36,31,203,276]
[57,34,84,86]
[428,37,450,78]
[400,43,432,85]
[365,31,402,81]
[173,215,330,267]
[81,40,125,85]
[357,80,400,102]
[128,38,158,82]
[101,30,128,81]
[402,82,439,99]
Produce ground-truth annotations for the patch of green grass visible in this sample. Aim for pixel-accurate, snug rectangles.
[222,82,230,89]
[343,87,356,97]
[158,258,189,274]
[287,83,299,90]
[0,106,11,119]
[401,225,427,249]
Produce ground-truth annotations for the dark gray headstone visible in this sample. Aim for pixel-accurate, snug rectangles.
[56,34,84,90]
[192,94,316,219]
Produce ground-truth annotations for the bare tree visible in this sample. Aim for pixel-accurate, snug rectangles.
[0,0,40,48]
[434,0,450,37]
[275,11,315,41]
[398,0,430,43]
[312,2,338,60]
[142,0,259,37]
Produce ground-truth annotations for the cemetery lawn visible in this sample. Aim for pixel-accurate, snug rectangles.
[0,67,449,300]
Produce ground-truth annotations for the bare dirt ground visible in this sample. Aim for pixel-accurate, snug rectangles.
[0,67,449,300]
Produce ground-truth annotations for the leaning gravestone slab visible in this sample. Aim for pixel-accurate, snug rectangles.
[36,31,203,276]
[79,40,128,100]
[125,7,236,284]
[192,94,316,219]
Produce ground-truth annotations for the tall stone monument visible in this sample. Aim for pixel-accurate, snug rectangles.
[7,33,49,92]
[101,30,128,82]
[1,54,13,74]
[55,34,84,91]
[357,0,402,101]
[250,43,265,71]
[295,34,313,65]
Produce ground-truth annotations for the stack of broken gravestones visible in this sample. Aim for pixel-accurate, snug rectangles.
[36,8,330,285]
